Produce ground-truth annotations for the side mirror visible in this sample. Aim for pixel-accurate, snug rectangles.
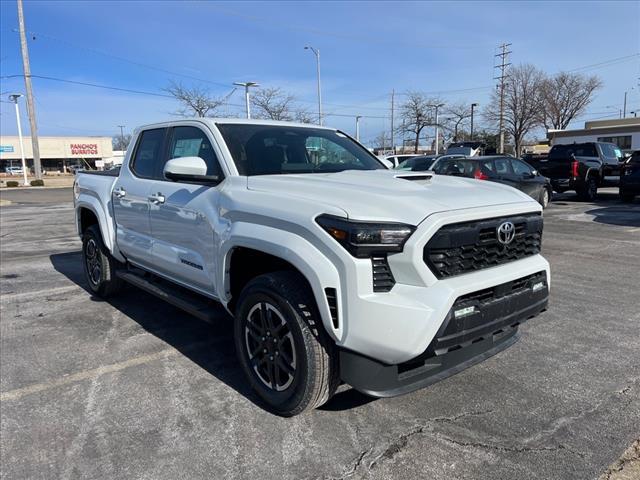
[531,169,538,176]
[163,156,219,184]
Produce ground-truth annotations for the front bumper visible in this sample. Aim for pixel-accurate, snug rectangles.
[340,271,549,397]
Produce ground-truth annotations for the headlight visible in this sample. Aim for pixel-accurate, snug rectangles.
[315,214,415,258]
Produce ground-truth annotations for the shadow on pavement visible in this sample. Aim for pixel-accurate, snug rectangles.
[584,205,640,227]
[49,250,375,414]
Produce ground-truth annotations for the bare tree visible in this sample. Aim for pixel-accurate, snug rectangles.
[112,134,131,151]
[398,91,439,153]
[538,72,602,130]
[251,87,297,121]
[294,108,315,124]
[444,102,472,142]
[374,131,391,151]
[485,64,545,156]
[164,81,226,117]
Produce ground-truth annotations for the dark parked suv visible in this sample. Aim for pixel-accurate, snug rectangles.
[620,150,640,202]
[529,142,624,201]
[431,156,553,208]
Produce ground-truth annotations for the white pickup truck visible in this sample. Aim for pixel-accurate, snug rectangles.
[74,119,550,416]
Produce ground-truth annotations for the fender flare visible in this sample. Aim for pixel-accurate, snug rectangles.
[219,222,344,342]
[75,197,125,262]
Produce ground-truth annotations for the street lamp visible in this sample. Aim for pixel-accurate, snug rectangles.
[355,115,362,142]
[304,46,323,125]
[8,93,29,186]
[470,103,479,141]
[233,82,259,119]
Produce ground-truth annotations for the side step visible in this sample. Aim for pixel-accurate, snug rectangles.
[116,270,227,323]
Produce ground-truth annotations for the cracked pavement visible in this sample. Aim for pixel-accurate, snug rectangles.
[1,188,639,479]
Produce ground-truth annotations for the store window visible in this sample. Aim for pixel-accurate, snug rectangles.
[597,136,632,150]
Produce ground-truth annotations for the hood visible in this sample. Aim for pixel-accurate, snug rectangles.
[247,169,536,225]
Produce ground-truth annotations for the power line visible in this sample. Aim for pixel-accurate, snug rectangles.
[12,28,234,89]
[566,53,640,73]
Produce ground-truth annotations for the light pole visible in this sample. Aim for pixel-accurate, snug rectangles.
[355,115,362,142]
[8,94,29,186]
[233,82,259,119]
[470,103,478,141]
[304,46,323,125]
[432,103,444,155]
[623,91,628,118]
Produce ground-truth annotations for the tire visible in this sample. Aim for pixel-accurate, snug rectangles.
[234,271,339,416]
[82,225,123,298]
[577,177,597,202]
[538,188,551,209]
[620,189,635,203]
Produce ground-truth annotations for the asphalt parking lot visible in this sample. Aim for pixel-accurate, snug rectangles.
[1,187,638,480]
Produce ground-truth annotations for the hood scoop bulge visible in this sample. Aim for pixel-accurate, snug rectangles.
[394,173,433,182]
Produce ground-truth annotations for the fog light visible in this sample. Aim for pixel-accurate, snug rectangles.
[454,306,476,318]
[532,281,545,292]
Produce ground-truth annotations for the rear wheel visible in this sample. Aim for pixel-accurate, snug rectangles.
[620,189,635,202]
[577,177,597,202]
[82,225,123,298]
[234,271,339,416]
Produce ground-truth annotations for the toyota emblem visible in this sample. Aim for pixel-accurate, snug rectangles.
[497,221,515,245]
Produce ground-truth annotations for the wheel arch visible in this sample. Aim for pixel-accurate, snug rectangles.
[220,224,343,342]
[75,198,121,260]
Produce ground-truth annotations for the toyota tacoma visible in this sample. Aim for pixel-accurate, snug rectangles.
[74,119,550,416]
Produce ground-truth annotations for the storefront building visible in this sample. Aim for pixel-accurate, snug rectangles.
[0,136,113,173]
[547,118,640,152]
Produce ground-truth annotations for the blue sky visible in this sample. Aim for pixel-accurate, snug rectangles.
[1,0,638,146]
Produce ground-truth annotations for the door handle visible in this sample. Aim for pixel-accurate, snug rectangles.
[114,187,126,198]
[148,193,165,204]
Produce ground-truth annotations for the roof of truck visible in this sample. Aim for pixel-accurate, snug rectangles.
[136,117,336,132]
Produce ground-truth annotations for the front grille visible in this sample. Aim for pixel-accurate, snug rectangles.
[424,214,542,278]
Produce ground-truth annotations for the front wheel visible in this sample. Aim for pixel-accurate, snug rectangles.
[234,272,339,416]
[82,225,123,298]
[538,188,551,209]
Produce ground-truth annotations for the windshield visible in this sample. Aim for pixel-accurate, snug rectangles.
[217,124,385,176]
[396,156,436,171]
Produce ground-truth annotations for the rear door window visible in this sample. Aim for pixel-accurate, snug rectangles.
[494,158,513,175]
[131,128,166,178]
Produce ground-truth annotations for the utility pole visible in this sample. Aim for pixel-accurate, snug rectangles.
[233,82,259,119]
[117,125,125,150]
[390,89,395,154]
[494,43,511,154]
[470,103,478,141]
[17,0,41,179]
[623,91,627,118]
[355,115,362,142]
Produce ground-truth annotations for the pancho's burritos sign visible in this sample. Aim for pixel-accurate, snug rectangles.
[70,143,98,155]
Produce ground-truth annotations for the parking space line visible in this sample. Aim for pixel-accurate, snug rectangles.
[0,341,211,402]
[0,285,83,302]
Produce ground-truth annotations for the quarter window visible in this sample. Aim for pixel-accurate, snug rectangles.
[131,128,166,178]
